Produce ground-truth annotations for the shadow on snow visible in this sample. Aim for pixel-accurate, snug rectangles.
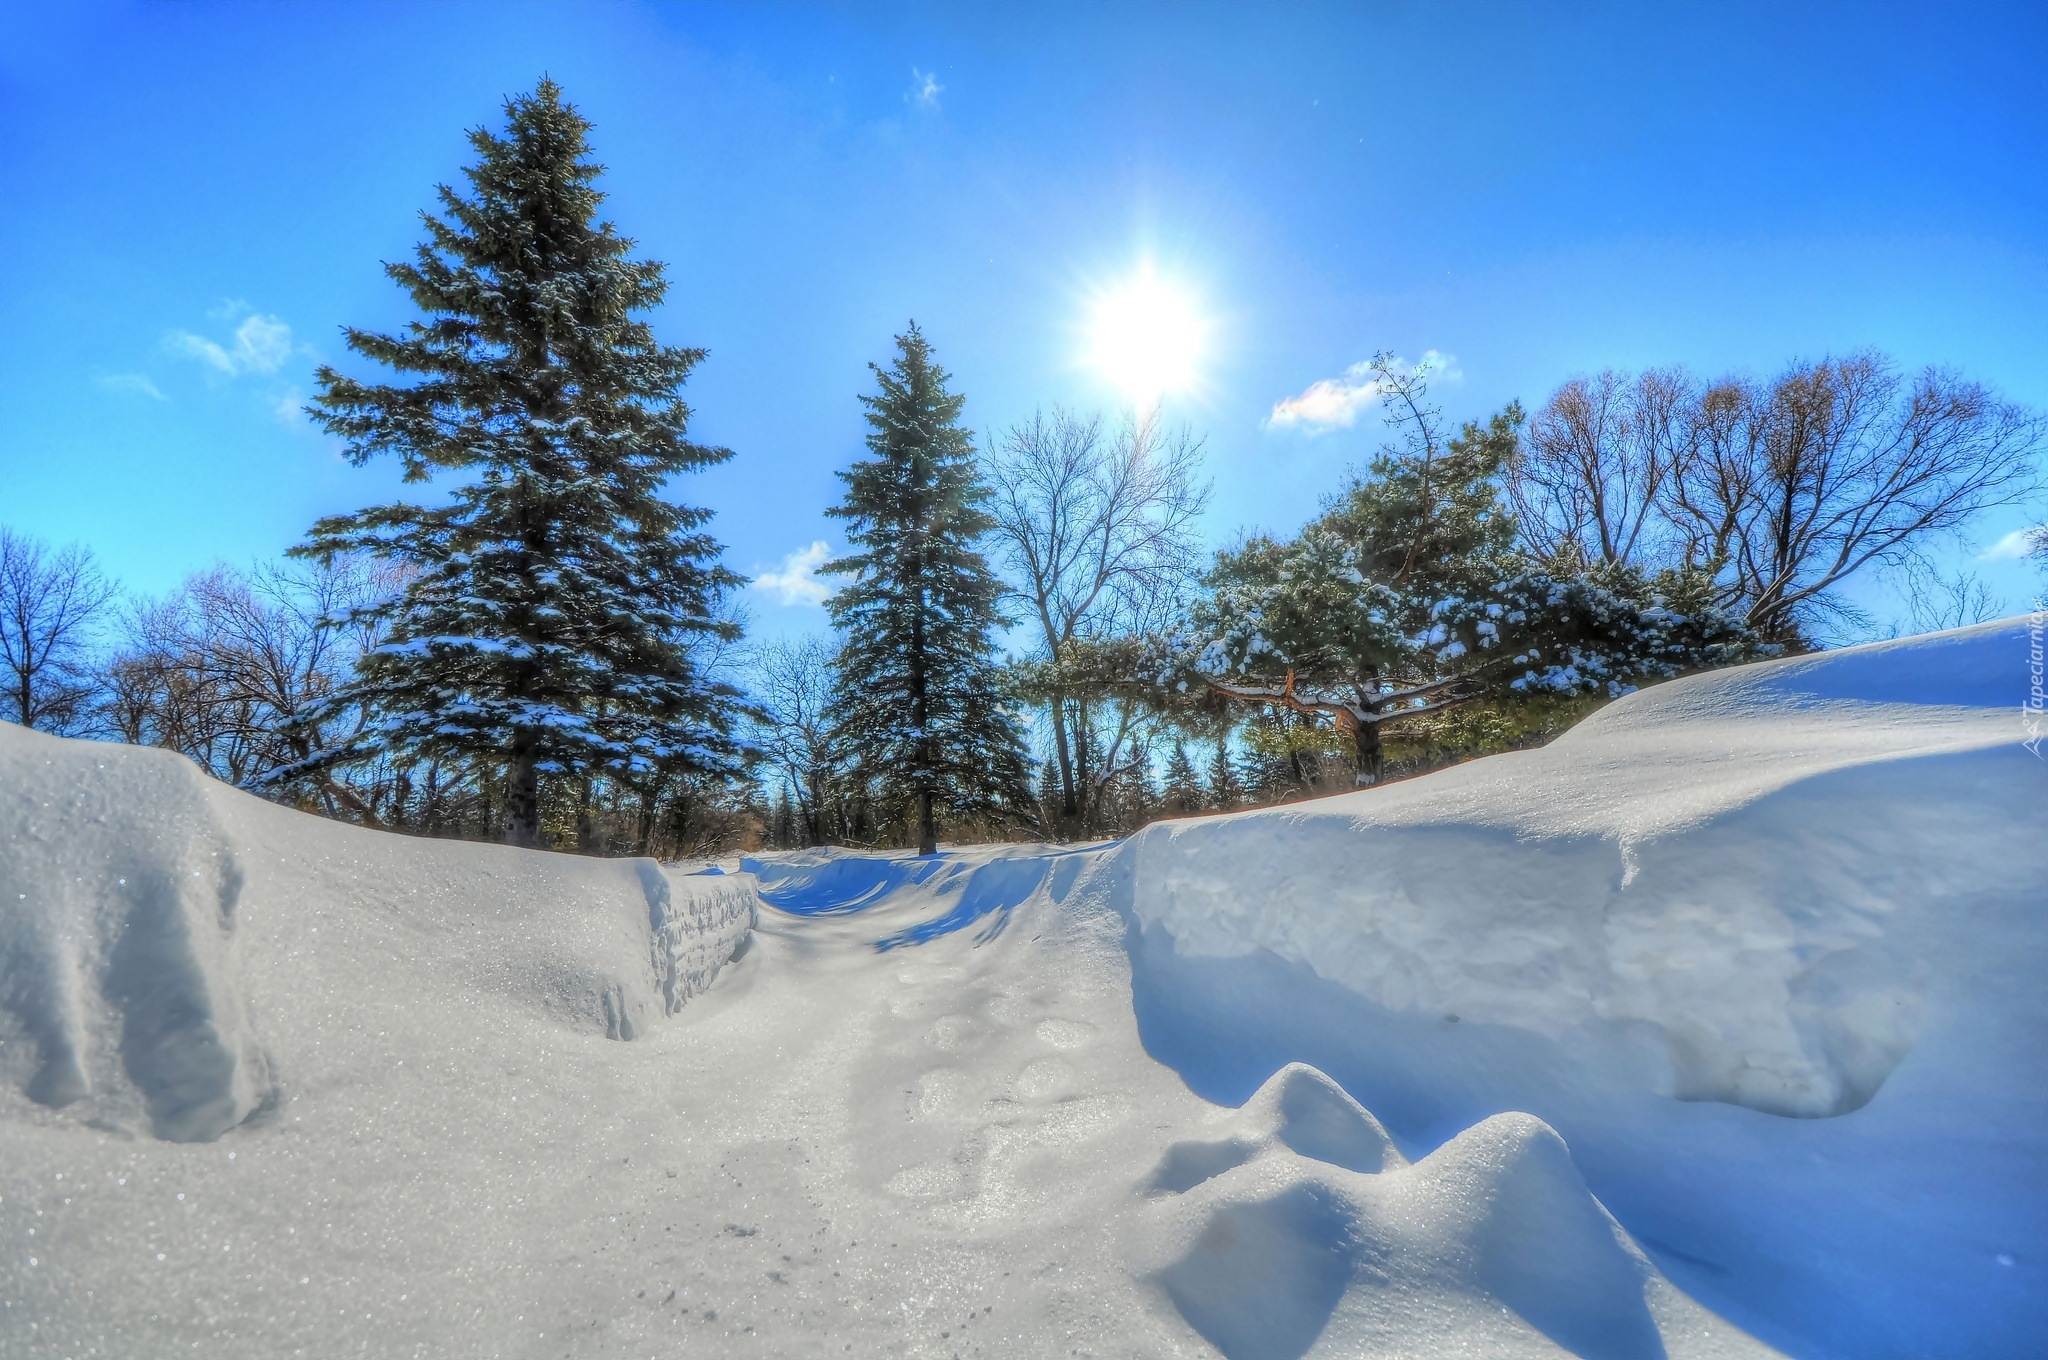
[740,848,1099,951]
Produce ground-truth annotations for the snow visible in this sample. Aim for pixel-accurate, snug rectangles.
[0,617,2038,1358]
[1098,617,2045,1358]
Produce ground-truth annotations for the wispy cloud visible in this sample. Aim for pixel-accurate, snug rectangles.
[166,313,294,377]
[96,372,166,401]
[1269,349,1461,434]
[907,67,944,112]
[755,541,834,607]
[1979,527,2041,561]
[272,387,311,428]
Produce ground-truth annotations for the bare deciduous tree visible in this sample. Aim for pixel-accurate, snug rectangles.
[1904,570,2000,635]
[100,557,399,809]
[1511,367,1694,569]
[1681,354,2045,644]
[0,528,116,733]
[749,632,838,846]
[1509,353,2047,646]
[985,408,1207,832]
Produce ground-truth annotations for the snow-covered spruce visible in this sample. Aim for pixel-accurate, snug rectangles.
[269,80,747,846]
[820,325,1034,854]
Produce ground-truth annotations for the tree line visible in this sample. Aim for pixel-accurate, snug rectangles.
[6,80,2042,855]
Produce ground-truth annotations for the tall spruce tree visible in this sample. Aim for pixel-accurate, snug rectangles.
[1162,743,1203,814]
[822,326,1031,855]
[1205,739,1243,810]
[282,80,745,847]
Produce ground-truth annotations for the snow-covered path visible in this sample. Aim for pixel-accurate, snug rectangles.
[1,619,2040,1359]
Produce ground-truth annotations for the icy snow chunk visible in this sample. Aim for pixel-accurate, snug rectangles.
[1264,1063,1398,1174]
[1156,1182,1355,1360]
[642,862,757,1016]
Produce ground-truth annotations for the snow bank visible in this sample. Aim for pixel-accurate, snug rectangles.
[1093,619,2046,1359]
[0,723,754,1141]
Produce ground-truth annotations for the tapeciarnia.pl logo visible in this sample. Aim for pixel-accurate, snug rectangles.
[2026,601,2045,759]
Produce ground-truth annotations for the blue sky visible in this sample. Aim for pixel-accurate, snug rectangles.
[4,1,2046,636]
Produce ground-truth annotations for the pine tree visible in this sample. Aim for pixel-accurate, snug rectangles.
[282,80,745,847]
[822,325,1032,855]
[1162,743,1203,814]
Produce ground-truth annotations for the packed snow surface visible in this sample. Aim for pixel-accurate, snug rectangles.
[0,618,2040,1358]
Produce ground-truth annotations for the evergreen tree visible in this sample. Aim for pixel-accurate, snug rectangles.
[280,80,745,847]
[770,784,798,849]
[1205,738,1242,811]
[1162,743,1203,814]
[822,326,1032,855]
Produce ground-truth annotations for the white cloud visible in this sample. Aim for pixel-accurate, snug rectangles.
[96,373,166,401]
[754,541,834,607]
[1269,349,1461,434]
[166,313,294,377]
[273,388,310,428]
[1269,364,1385,432]
[907,67,943,111]
[1979,527,2041,561]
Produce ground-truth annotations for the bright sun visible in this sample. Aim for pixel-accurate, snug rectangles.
[1086,267,1205,408]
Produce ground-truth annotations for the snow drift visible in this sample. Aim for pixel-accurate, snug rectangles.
[0,725,754,1143]
[1135,1065,1747,1360]
[1096,618,2046,1359]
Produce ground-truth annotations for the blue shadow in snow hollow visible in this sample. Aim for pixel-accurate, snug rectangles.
[741,850,1095,951]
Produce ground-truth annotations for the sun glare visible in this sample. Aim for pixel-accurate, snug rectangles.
[1086,267,1206,408]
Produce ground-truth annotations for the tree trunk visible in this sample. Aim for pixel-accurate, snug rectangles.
[423,762,443,836]
[1049,689,1079,833]
[505,745,541,848]
[1351,717,1384,787]
[805,770,827,847]
[575,774,597,853]
[633,781,661,857]
[1073,697,1093,833]
[909,576,936,856]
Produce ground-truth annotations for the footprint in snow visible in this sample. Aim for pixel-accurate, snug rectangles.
[1034,1018,1095,1050]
